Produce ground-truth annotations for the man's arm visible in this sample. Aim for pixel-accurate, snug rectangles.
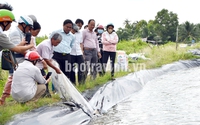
[10,45,34,53]
[82,30,86,44]
[10,38,34,54]
[34,68,47,84]
[0,34,34,53]
[44,59,61,74]
[80,43,84,53]
[70,35,75,48]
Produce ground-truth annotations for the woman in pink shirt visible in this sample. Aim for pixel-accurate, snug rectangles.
[102,23,119,80]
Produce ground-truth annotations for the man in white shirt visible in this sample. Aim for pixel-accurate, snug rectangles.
[36,32,62,96]
[11,51,48,103]
[70,19,85,85]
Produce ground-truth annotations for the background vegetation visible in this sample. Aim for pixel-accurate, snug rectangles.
[117,9,200,44]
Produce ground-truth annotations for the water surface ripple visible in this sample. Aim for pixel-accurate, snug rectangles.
[93,67,200,125]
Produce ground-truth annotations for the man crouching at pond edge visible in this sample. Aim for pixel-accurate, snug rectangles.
[11,51,50,103]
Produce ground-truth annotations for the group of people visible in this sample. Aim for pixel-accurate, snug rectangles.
[0,3,119,105]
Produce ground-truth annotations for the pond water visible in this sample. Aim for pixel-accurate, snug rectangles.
[92,67,200,125]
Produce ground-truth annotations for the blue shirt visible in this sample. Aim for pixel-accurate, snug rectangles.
[50,29,75,53]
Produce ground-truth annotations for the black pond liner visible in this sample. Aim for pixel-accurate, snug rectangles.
[6,59,200,125]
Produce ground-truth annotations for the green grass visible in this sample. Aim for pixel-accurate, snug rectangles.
[1,40,200,124]
[0,95,60,125]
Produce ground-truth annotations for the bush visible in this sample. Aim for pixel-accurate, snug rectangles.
[35,35,48,45]
[117,39,148,54]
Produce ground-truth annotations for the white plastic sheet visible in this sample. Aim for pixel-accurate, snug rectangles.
[48,60,94,116]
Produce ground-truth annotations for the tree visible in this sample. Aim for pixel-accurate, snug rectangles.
[153,9,179,42]
[116,19,137,40]
[178,21,200,43]
[134,20,148,38]
[116,28,130,41]
[147,20,156,40]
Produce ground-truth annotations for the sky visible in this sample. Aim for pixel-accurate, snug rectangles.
[1,0,199,36]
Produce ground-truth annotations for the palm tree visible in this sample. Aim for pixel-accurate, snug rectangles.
[123,19,131,29]
[178,21,200,43]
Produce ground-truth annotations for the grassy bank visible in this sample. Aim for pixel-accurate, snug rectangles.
[0,40,200,124]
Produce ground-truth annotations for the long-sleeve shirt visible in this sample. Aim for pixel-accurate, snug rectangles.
[102,31,119,52]
[82,29,100,52]
[11,60,46,102]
